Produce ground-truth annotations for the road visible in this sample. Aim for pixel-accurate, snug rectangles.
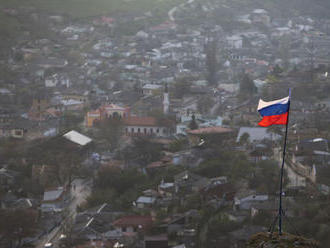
[168,0,195,22]
[36,178,92,248]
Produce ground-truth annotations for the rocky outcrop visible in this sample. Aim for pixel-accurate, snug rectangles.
[247,232,319,248]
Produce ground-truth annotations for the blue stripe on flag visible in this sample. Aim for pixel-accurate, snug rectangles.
[258,103,289,117]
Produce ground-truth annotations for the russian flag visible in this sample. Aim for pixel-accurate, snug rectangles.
[257,96,290,127]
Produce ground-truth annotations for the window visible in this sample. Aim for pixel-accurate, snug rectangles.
[144,128,147,134]
[150,128,153,133]
[156,128,159,133]
[14,130,23,136]
[131,128,134,133]
[138,128,140,133]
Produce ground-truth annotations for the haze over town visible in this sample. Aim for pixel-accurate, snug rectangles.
[0,0,329,247]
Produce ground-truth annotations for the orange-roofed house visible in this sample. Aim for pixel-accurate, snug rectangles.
[85,104,130,127]
[85,109,101,127]
[123,117,173,137]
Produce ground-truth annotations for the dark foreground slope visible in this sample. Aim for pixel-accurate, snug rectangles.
[247,232,319,248]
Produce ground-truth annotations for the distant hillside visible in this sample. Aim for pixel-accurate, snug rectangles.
[0,0,184,18]
[219,0,330,19]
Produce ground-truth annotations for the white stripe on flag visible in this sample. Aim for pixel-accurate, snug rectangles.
[257,96,289,111]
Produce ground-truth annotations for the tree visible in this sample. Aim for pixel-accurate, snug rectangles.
[249,160,287,194]
[278,35,291,70]
[188,114,199,130]
[173,77,191,98]
[205,39,218,85]
[119,138,162,165]
[0,209,37,247]
[239,73,257,99]
[97,117,123,151]
[26,135,88,187]
[60,111,84,133]
[89,167,148,210]
[273,64,284,75]
[197,96,215,115]
[239,132,250,145]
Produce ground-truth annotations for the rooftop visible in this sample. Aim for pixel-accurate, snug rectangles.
[136,196,156,204]
[187,126,233,135]
[142,84,162,90]
[63,130,92,146]
[43,187,64,201]
[124,116,158,126]
[112,215,153,227]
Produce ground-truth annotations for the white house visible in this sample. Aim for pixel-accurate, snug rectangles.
[142,84,162,96]
[136,196,156,208]
[226,35,243,49]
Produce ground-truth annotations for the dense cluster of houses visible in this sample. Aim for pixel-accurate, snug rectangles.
[0,2,330,248]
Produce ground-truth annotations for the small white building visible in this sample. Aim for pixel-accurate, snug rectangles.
[226,35,243,49]
[136,196,156,208]
[142,84,162,96]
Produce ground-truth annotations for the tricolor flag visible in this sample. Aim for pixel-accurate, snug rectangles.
[257,96,290,127]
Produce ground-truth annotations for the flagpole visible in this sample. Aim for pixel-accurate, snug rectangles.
[278,89,291,235]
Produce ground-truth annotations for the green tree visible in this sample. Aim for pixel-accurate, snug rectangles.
[188,114,199,130]
[205,39,218,85]
[60,111,84,133]
[239,132,250,145]
[120,138,162,165]
[97,117,123,151]
[0,209,37,248]
[95,167,147,194]
[173,77,191,98]
[197,96,215,115]
[239,73,257,99]
[273,64,284,75]
[249,160,287,194]
[278,35,291,70]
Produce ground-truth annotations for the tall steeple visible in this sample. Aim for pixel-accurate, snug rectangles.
[163,83,169,115]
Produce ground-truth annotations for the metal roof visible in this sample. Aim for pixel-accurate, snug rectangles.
[43,187,64,201]
[63,130,92,146]
[136,196,156,204]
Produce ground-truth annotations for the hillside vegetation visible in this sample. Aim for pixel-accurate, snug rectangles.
[247,232,319,248]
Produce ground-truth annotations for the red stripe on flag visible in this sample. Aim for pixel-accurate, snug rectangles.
[258,112,288,127]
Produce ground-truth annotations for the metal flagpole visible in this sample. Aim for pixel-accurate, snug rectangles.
[278,89,291,235]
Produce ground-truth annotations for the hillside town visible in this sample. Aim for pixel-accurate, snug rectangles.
[0,0,329,247]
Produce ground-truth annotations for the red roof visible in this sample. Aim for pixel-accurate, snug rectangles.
[112,215,153,228]
[124,116,157,126]
[75,240,116,248]
[187,126,233,135]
